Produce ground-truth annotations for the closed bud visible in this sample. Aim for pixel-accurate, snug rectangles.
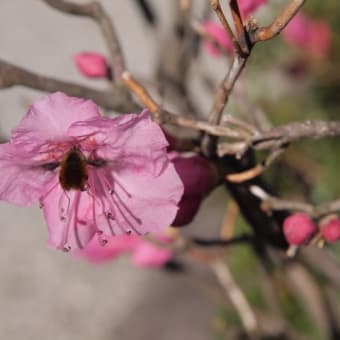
[171,154,216,196]
[320,217,340,243]
[283,213,316,245]
[73,52,109,78]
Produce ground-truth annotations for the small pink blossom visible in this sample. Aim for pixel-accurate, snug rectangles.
[77,233,173,268]
[0,92,183,251]
[202,21,233,57]
[320,217,340,243]
[238,0,268,19]
[283,213,317,245]
[73,52,109,78]
[170,153,216,226]
[282,13,331,58]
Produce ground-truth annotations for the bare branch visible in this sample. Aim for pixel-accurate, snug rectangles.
[252,120,340,150]
[0,59,138,112]
[250,185,340,219]
[122,71,249,138]
[249,0,306,43]
[212,261,259,337]
[201,56,247,156]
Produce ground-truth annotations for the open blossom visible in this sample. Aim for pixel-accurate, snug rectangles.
[76,232,174,267]
[73,52,109,78]
[282,13,331,58]
[0,92,183,251]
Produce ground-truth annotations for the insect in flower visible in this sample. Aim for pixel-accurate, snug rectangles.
[0,92,184,252]
[42,146,106,192]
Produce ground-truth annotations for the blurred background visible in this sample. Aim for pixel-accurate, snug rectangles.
[0,1,339,339]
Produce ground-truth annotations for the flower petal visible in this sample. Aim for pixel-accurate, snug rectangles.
[11,92,101,148]
[104,162,184,235]
[0,143,56,205]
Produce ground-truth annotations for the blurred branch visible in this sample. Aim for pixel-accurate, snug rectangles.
[43,0,126,83]
[0,59,138,112]
[284,263,332,338]
[134,0,157,26]
[301,247,340,290]
[212,261,259,337]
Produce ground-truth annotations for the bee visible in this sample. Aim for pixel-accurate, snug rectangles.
[41,146,105,191]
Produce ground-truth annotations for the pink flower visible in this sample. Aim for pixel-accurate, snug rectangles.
[0,92,183,251]
[202,21,233,57]
[73,52,109,78]
[320,217,340,243]
[170,153,216,226]
[238,0,267,19]
[77,233,173,268]
[283,213,317,245]
[282,13,331,58]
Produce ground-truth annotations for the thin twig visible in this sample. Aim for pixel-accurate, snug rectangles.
[250,185,340,219]
[201,56,247,156]
[226,147,285,183]
[191,233,254,247]
[252,120,340,150]
[43,0,126,83]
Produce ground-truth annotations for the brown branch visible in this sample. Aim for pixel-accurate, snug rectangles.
[43,0,126,83]
[229,0,248,54]
[122,71,249,138]
[249,0,306,43]
[210,0,244,55]
[250,185,340,219]
[0,59,138,112]
[201,56,247,156]
[301,247,340,290]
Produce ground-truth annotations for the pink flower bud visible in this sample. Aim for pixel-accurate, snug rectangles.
[172,196,202,227]
[321,217,340,243]
[73,52,109,78]
[283,213,316,245]
[171,154,215,196]
[202,21,233,57]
